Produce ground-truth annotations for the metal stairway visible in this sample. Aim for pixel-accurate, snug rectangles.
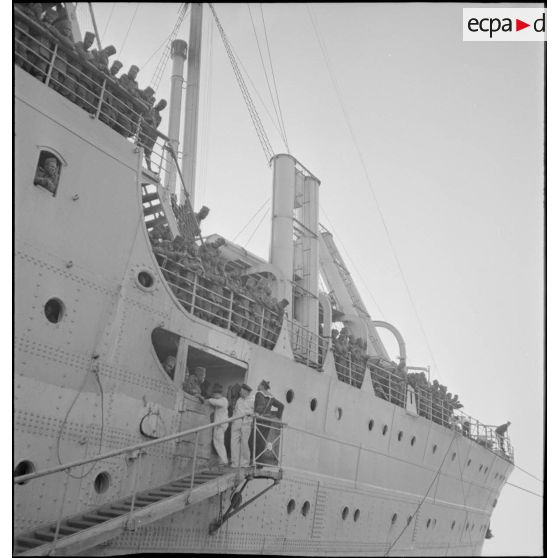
[141,169,179,237]
[14,468,245,556]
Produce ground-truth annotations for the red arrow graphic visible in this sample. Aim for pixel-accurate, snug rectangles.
[516,19,530,31]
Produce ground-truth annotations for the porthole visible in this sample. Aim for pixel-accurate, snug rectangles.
[407,515,413,526]
[335,407,343,420]
[391,513,398,525]
[410,436,416,446]
[287,499,296,514]
[451,520,456,530]
[368,419,374,431]
[14,460,35,485]
[94,472,111,494]
[353,509,360,522]
[397,431,403,442]
[426,518,431,528]
[137,270,155,290]
[310,398,318,411]
[342,506,349,520]
[451,452,456,461]
[432,444,438,454]
[301,501,310,516]
[44,298,65,323]
[484,466,489,474]
[478,464,483,472]
[286,389,295,403]
[467,459,471,467]
[382,425,388,436]
[465,522,470,531]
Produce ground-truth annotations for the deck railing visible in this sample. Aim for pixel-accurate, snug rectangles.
[155,254,283,350]
[286,319,328,370]
[333,354,513,462]
[14,9,170,180]
[14,414,284,553]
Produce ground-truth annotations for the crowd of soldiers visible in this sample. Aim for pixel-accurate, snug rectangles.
[331,328,369,387]
[330,325,465,430]
[149,223,289,349]
[15,3,166,171]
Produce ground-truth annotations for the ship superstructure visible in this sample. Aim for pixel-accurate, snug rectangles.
[14,4,514,556]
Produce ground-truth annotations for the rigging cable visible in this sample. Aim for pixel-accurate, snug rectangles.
[259,3,290,152]
[513,464,543,483]
[247,4,289,151]
[118,2,140,59]
[209,3,274,163]
[319,206,385,318]
[245,206,271,248]
[384,431,458,556]
[100,2,116,42]
[306,4,443,379]
[150,3,189,92]
[505,481,542,498]
[232,197,271,242]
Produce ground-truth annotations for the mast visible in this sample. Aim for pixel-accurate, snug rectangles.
[180,2,203,206]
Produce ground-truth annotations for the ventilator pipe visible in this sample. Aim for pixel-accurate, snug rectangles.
[165,39,187,195]
[371,320,407,368]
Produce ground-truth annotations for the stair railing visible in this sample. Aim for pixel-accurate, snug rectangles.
[14,413,283,553]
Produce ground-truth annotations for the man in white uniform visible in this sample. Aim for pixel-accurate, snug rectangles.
[205,383,229,468]
[230,383,254,468]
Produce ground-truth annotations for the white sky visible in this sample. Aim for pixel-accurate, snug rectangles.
[7,2,549,556]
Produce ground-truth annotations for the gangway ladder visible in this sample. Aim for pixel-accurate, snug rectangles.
[13,415,283,556]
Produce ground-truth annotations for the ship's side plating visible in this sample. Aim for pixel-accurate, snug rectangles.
[15,50,512,557]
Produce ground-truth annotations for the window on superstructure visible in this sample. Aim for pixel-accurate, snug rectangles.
[368,419,374,431]
[310,398,318,411]
[286,389,295,403]
[44,298,65,323]
[382,425,388,436]
[34,151,61,196]
[301,501,310,517]
[287,499,296,514]
[353,509,360,522]
[341,507,349,520]
[410,435,416,446]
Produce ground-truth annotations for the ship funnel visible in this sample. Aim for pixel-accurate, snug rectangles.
[270,154,320,336]
[164,39,187,196]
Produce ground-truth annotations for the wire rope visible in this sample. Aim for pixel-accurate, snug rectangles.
[245,206,271,248]
[100,2,116,42]
[247,4,288,151]
[307,4,443,379]
[118,3,140,59]
[209,3,274,163]
[505,481,543,498]
[384,431,458,556]
[319,206,385,318]
[232,197,271,242]
[513,464,543,483]
[259,3,289,152]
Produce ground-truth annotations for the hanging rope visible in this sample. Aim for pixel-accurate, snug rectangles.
[259,4,289,152]
[245,206,271,248]
[247,4,288,151]
[233,197,270,242]
[100,2,116,42]
[118,3,140,59]
[150,3,189,91]
[307,3,443,380]
[209,3,274,163]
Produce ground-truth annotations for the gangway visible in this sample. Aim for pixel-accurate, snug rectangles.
[14,415,283,556]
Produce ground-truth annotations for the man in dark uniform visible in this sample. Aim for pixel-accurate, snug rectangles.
[74,31,96,112]
[140,99,167,172]
[253,380,284,466]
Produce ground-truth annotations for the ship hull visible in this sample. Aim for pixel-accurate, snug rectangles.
[14,66,511,556]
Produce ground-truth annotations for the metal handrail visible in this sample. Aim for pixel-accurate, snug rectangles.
[14,414,252,485]
[286,318,327,368]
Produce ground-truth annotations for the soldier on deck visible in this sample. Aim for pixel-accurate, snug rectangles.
[74,31,96,112]
[118,65,141,136]
[34,156,60,195]
[183,366,206,404]
[140,99,167,172]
